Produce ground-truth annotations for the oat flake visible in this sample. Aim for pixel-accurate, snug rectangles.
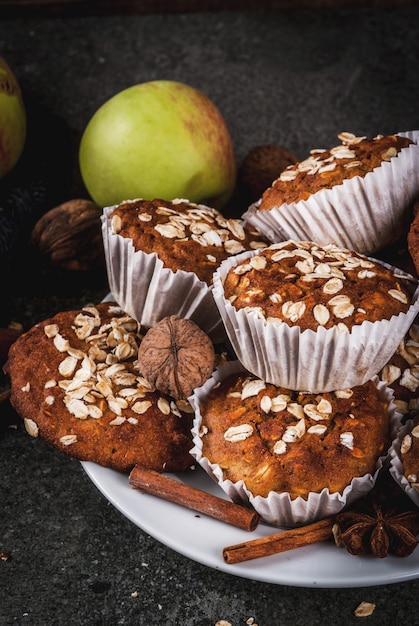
[354,601,376,617]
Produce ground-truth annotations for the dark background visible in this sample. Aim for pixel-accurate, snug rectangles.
[1,4,419,625]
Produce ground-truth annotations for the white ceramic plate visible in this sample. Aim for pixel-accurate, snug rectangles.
[81,461,419,588]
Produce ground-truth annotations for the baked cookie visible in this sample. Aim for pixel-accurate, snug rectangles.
[4,302,194,473]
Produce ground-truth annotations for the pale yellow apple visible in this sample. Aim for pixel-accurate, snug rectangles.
[79,80,236,208]
[0,57,26,179]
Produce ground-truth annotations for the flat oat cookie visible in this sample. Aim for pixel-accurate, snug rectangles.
[4,302,194,473]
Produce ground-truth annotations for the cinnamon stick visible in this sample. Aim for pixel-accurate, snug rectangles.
[223,516,335,564]
[129,465,260,531]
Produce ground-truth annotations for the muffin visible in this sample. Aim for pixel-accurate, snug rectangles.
[378,322,419,417]
[407,197,419,275]
[243,131,419,254]
[389,415,419,507]
[190,361,399,527]
[212,240,419,392]
[400,417,419,493]
[102,198,267,341]
[4,301,195,473]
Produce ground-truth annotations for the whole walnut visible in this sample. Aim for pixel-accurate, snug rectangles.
[30,199,105,272]
[138,316,215,400]
[238,144,298,203]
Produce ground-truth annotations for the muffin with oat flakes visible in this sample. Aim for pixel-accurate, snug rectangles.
[378,322,419,418]
[190,361,399,526]
[243,131,419,254]
[212,240,419,392]
[102,198,267,342]
[389,414,419,508]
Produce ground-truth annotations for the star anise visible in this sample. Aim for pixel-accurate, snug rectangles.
[335,498,419,558]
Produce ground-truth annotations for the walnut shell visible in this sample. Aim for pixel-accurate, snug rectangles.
[138,316,215,400]
[30,199,105,272]
[238,144,298,202]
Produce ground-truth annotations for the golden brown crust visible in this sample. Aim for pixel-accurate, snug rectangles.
[199,372,390,499]
[109,198,267,285]
[5,302,194,473]
[258,133,413,210]
[222,241,413,332]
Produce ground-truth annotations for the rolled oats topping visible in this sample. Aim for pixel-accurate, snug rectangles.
[199,372,390,499]
[400,417,419,491]
[38,304,191,438]
[224,423,253,442]
[6,302,196,473]
[223,241,414,332]
[109,198,268,285]
[259,133,413,209]
[218,374,362,451]
[24,417,39,438]
[379,324,419,416]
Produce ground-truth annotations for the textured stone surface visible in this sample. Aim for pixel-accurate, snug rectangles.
[1,7,419,625]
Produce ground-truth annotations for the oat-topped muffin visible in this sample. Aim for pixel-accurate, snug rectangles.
[379,323,419,417]
[102,198,268,340]
[198,372,391,499]
[212,241,419,391]
[243,130,419,254]
[108,198,267,285]
[399,416,419,493]
[191,362,398,526]
[259,133,413,209]
[222,240,412,332]
[389,414,419,508]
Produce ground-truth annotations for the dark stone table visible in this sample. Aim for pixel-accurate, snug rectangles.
[1,6,419,625]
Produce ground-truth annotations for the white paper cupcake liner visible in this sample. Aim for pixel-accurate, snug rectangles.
[190,360,401,527]
[101,204,226,342]
[389,417,419,507]
[212,249,419,392]
[242,130,419,255]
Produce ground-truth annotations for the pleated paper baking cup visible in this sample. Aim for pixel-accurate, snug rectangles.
[212,249,419,392]
[389,418,419,507]
[242,130,419,255]
[190,361,401,527]
[101,205,226,342]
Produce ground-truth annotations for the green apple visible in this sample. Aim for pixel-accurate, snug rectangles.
[0,57,26,179]
[79,80,236,208]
